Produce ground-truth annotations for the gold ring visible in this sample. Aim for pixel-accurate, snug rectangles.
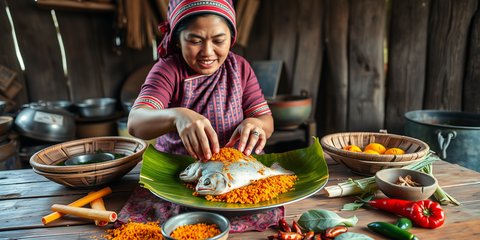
[251,131,260,137]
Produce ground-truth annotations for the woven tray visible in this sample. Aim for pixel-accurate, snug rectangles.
[30,136,147,173]
[32,157,139,188]
[320,132,430,163]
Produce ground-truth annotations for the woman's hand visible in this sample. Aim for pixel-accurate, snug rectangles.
[226,116,273,155]
[174,108,219,161]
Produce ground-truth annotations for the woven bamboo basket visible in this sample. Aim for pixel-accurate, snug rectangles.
[29,136,147,188]
[320,132,430,163]
[326,151,425,176]
[30,136,147,173]
[32,157,139,188]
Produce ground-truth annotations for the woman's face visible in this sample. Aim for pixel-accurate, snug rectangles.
[179,15,231,75]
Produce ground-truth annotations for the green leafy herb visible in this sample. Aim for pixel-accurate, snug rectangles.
[298,209,358,232]
[334,232,374,240]
[342,193,374,211]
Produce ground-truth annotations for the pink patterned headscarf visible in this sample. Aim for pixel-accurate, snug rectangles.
[157,0,237,58]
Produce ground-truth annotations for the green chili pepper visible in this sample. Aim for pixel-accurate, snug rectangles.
[368,222,419,240]
[396,217,413,230]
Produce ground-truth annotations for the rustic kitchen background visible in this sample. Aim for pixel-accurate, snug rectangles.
[0,0,479,168]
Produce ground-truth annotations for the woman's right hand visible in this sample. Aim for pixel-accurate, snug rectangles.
[174,108,219,161]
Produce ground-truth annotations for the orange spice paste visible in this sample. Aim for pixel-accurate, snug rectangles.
[170,223,221,240]
[104,221,163,240]
[209,147,253,162]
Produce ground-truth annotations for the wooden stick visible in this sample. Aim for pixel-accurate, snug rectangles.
[41,187,112,225]
[51,204,117,223]
[90,197,108,227]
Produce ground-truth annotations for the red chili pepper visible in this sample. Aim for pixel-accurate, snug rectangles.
[314,234,323,240]
[278,218,292,232]
[303,231,315,240]
[324,226,348,238]
[368,198,413,216]
[277,231,303,240]
[267,233,279,240]
[291,220,303,234]
[368,198,445,229]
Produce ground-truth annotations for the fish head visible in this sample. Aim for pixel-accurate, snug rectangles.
[179,162,202,182]
[196,172,228,195]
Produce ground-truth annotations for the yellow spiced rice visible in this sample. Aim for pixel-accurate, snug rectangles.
[209,147,253,162]
[170,223,221,240]
[105,221,163,240]
[203,175,297,204]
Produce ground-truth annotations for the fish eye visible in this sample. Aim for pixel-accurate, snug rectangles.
[204,178,211,185]
[186,165,191,170]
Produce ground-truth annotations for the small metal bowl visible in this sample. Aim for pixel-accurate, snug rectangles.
[64,152,115,166]
[45,100,73,111]
[74,98,117,118]
[161,212,230,240]
[375,168,438,201]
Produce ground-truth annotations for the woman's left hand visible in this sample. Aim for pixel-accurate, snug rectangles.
[225,118,267,155]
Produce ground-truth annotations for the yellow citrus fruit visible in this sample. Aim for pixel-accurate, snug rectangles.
[363,149,380,154]
[384,147,405,155]
[343,145,362,152]
[364,143,386,154]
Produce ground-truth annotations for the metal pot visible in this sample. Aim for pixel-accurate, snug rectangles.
[404,110,480,172]
[14,103,76,142]
[74,98,117,118]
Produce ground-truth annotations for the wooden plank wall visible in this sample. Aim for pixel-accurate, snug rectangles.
[0,0,479,137]
[239,0,480,135]
[0,0,153,105]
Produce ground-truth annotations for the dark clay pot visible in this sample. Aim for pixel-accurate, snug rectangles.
[267,94,312,130]
[404,110,480,172]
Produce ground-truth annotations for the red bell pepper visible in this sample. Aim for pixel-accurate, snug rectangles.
[368,198,445,229]
[410,200,445,228]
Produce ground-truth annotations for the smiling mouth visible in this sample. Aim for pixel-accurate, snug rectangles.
[198,59,215,65]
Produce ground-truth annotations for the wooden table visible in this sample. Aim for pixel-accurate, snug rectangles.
[1,156,479,239]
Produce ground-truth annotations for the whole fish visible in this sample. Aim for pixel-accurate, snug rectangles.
[179,158,294,195]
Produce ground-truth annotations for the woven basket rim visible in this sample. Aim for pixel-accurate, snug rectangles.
[326,151,422,175]
[29,136,147,172]
[320,132,430,162]
[32,157,139,178]
[326,151,425,166]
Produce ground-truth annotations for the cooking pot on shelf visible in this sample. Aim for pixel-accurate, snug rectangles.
[14,102,76,142]
[267,91,312,130]
[74,98,117,118]
[43,100,73,112]
[404,110,480,172]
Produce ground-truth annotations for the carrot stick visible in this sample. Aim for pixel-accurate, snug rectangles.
[90,197,108,226]
[42,187,112,225]
[51,204,117,223]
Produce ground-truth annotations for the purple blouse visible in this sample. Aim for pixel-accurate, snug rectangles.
[133,52,271,155]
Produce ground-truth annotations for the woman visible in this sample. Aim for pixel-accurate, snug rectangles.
[128,0,273,161]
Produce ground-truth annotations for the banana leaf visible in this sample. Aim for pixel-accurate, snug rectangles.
[139,137,329,211]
